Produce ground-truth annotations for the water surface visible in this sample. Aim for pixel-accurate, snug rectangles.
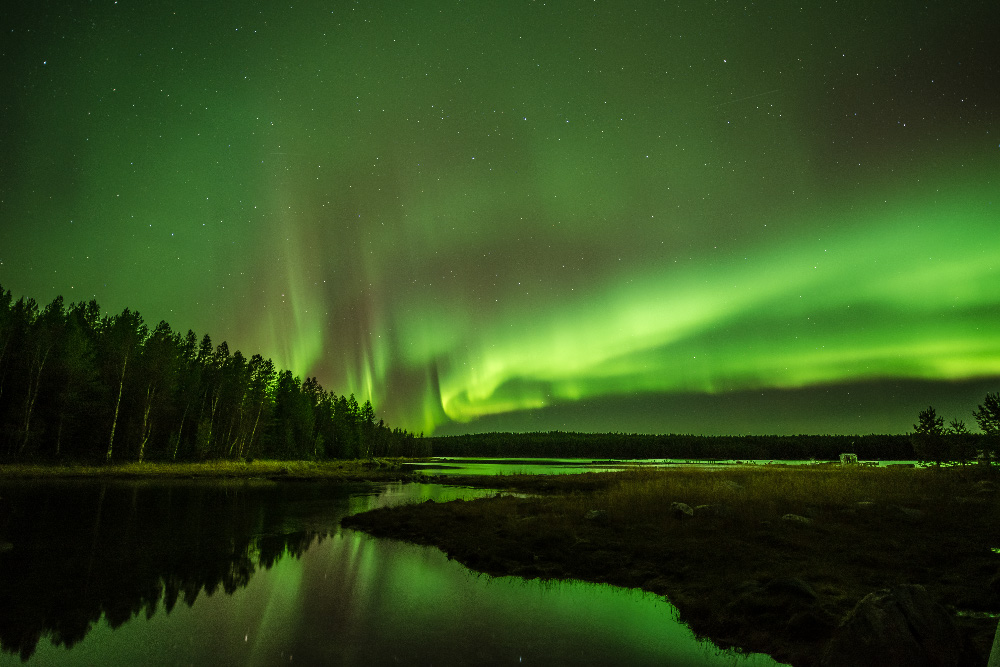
[0,480,785,666]
[405,457,918,476]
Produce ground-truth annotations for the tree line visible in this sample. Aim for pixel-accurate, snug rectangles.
[426,432,924,460]
[0,285,428,462]
[428,401,1000,462]
[911,397,1000,466]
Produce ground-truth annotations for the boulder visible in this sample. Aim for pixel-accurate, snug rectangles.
[820,584,964,667]
[729,577,825,622]
[693,504,731,518]
[670,502,694,519]
[584,509,608,522]
[782,513,813,526]
[765,576,819,600]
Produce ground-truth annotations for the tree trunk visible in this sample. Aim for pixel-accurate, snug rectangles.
[173,401,190,460]
[138,383,155,462]
[20,346,50,454]
[55,414,64,457]
[240,400,265,460]
[227,389,249,458]
[106,353,129,462]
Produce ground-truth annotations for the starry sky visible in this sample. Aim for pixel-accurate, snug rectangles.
[2,1,997,437]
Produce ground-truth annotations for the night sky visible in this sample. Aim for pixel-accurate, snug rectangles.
[2,1,997,437]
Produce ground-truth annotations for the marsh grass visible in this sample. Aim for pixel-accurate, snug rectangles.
[463,464,993,531]
[590,465,978,526]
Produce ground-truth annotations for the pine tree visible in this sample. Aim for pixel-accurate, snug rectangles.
[911,406,946,466]
[973,393,1000,464]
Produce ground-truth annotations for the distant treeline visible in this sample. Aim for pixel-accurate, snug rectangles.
[0,285,428,462]
[427,431,989,461]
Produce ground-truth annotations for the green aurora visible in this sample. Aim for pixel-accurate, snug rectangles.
[2,1,997,435]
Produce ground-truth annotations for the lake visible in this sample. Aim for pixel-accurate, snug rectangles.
[0,478,786,665]
[404,457,918,476]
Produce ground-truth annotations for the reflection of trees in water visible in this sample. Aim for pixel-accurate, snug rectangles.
[0,481,336,661]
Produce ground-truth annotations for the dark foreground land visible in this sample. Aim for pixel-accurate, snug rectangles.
[343,465,1000,666]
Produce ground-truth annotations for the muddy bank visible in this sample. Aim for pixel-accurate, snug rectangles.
[343,467,1000,665]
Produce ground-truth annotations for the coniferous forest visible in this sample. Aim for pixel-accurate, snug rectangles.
[3,284,997,465]
[0,285,427,462]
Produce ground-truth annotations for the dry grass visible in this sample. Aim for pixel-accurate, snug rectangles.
[454,464,993,533]
[592,465,973,524]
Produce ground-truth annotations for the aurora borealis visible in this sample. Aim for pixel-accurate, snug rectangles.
[2,1,997,436]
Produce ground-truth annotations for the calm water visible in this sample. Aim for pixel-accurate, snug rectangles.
[0,479,785,666]
[405,457,918,476]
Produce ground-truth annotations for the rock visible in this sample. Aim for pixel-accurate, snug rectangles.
[782,513,813,526]
[584,509,608,522]
[0,540,12,554]
[729,577,823,620]
[694,504,731,518]
[856,501,877,510]
[765,576,819,600]
[670,502,694,519]
[820,584,964,667]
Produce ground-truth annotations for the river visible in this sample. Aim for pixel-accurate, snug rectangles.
[0,477,786,666]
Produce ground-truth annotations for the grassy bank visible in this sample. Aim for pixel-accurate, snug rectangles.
[343,465,1000,665]
[0,458,420,481]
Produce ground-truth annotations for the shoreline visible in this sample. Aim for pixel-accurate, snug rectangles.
[4,460,998,664]
[342,465,1000,666]
[0,458,424,483]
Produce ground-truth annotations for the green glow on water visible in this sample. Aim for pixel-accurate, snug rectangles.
[1,482,786,666]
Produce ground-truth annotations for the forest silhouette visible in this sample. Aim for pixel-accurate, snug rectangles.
[0,285,426,463]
